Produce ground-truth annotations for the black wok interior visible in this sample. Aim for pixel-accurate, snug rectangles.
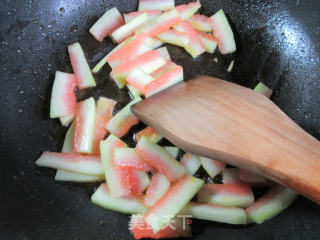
[0,0,319,239]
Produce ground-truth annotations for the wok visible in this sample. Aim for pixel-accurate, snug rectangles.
[0,0,319,239]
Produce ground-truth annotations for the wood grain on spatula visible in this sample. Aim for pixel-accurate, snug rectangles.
[132,76,320,204]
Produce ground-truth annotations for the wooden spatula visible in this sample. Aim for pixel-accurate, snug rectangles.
[132,76,320,204]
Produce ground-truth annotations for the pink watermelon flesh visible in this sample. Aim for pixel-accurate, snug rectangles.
[144,173,170,207]
[222,168,242,184]
[110,50,167,87]
[189,14,212,32]
[150,61,177,79]
[92,97,116,155]
[144,175,204,233]
[197,30,218,53]
[57,123,105,182]
[92,36,133,74]
[108,33,154,68]
[176,0,201,19]
[113,147,153,172]
[200,156,226,178]
[198,183,254,208]
[91,183,147,214]
[135,8,181,37]
[124,10,162,23]
[180,153,201,175]
[111,13,148,43]
[209,9,236,54]
[138,0,175,11]
[145,64,184,97]
[100,134,131,197]
[156,29,190,48]
[59,114,74,127]
[128,169,151,194]
[35,152,104,175]
[135,126,163,143]
[246,185,298,224]
[106,97,141,138]
[155,46,171,61]
[74,97,96,154]
[68,42,96,89]
[130,214,192,239]
[127,68,155,94]
[135,136,186,182]
[180,202,247,225]
[173,20,205,58]
[55,170,105,182]
[50,71,76,119]
[89,7,125,42]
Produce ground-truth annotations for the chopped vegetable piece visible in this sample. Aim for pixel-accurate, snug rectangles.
[100,134,131,197]
[173,20,205,58]
[209,9,236,54]
[130,214,192,239]
[197,30,218,53]
[55,170,105,182]
[180,202,247,225]
[180,153,201,175]
[144,173,170,207]
[227,60,235,72]
[246,185,298,224]
[111,50,166,88]
[135,126,163,143]
[111,13,148,43]
[61,122,75,153]
[198,183,254,208]
[155,46,171,61]
[138,0,175,11]
[108,33,154,68]
[107,97,142,137]
[254,82,273,98]
[189,14,212,32]
[124,10,162,23]
[59,114,74,127]
[144,175,204,233]
[145,64,183,97]
[150,61,177,79]
[135,9,181,37]
[92,97,116,155]
[89,7,125,42]
[68,42,96,89]
[127,68,155,94]
[92,36,133,74]
[222,168,242,184]
[91,183,147,214]
[239,169,273,186]
[35,152,104,175]
[50,71,76,119]
[152,38,164,49]
[164,146,179,159]
[74,97,96,154]
[129,169,151,194]
[176,0,201,19]
[136,136,186,182]
[200,156,226,178]
[114,148,153,172]
[156,29,190,48]
[127,84,142,98]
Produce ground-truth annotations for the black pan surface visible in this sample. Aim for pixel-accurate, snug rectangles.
[0,0,319,239]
